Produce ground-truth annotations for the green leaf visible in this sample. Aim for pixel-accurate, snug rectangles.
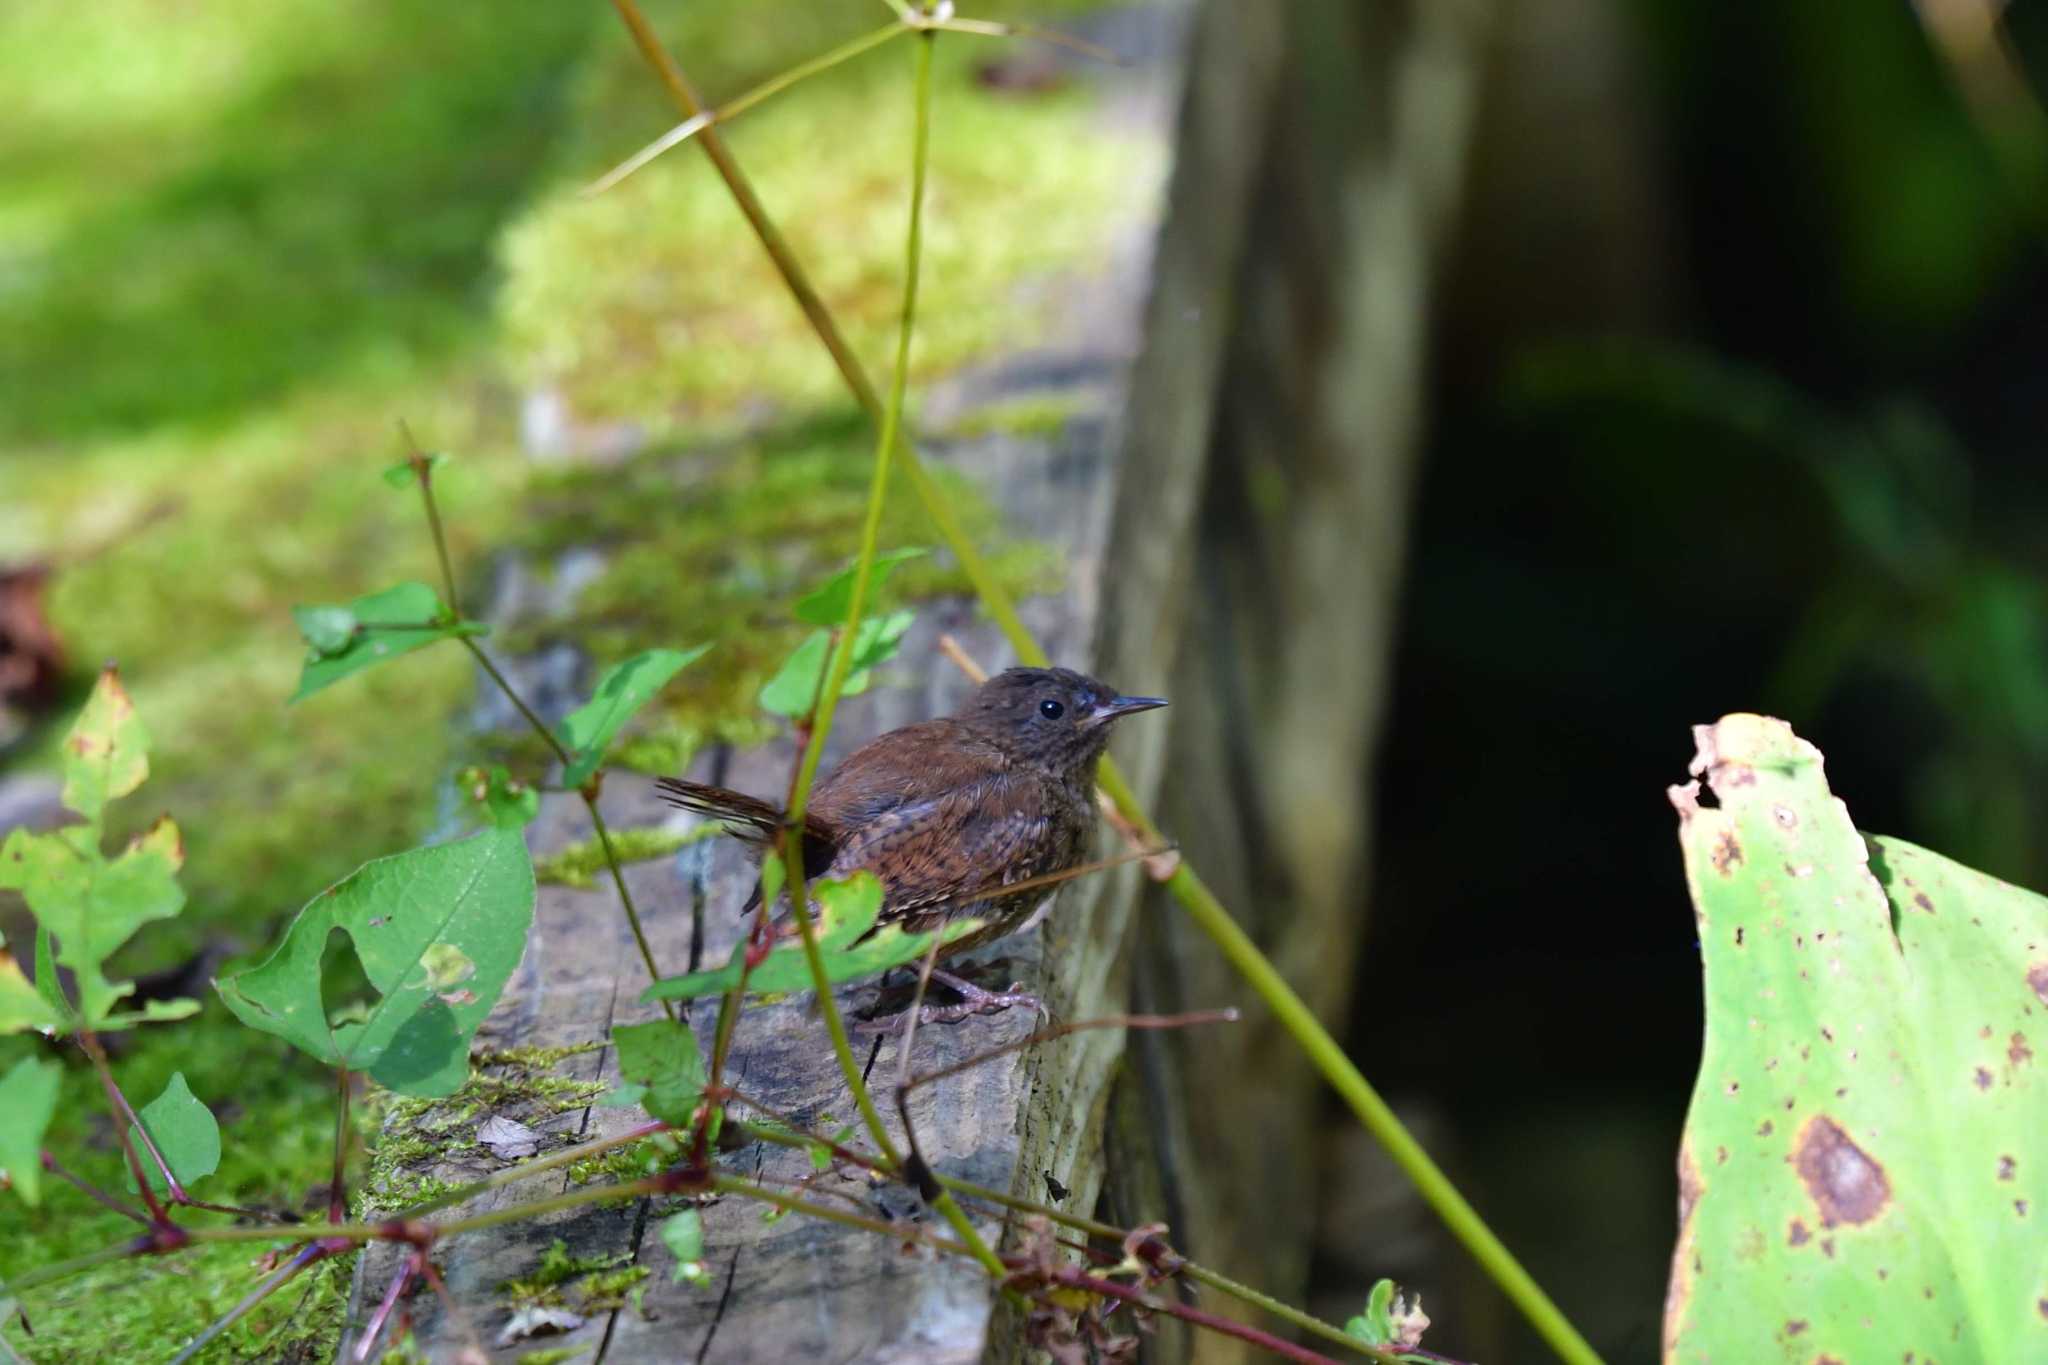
[292,605,358,657]
[1344,1280,1397,1345]
[457,764,539,830]
[792,547,927,627]
[59,665,149,831]
[1,816,186,1025]
[0,1057,60,1206]
[97,997,202,1032]
[381,452,447,489]
[612,1018,706,1128]
[556,646,711,789]
[642,872,984,1002]
[757,611,915,718]
[660,1208,710,1286]
[290,582,486,703]
[1667,715,2048,1363]
[214,826,535,1096]
[0,933,64,1036]
[130,1072,221,1193]
[33,926,68,1023]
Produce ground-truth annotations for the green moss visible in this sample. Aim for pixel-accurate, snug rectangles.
[501,1238,651,1313]
[566,1134,679,1188]
[534,824,719,888]
[497,0,1161,428]
[358,1046,606,1216]
[518,1349,590,1365]
[501,414,1057,739]
[0,1010,349,1362]
[944,390,1096,440]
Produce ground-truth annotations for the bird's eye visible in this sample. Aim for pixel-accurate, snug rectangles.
[1038,698,1066,720]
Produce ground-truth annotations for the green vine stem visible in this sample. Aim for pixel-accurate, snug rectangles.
[601,5,1601,1361]
[402,442,678,1023]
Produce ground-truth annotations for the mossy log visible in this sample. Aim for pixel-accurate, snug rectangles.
[344,1,1483,1359]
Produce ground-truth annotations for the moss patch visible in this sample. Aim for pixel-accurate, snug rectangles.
[502,412,1058,743]
[497,0,1160,430]
[0,1009,348,1362]
[534,823,719,888]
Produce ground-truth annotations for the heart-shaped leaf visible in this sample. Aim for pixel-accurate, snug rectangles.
[612,1018,706,1128]
[130,1072,220,1193]
[557,645,711,789]
[215,826,535,1096]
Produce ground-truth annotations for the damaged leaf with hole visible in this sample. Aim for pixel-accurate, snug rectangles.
[1665,714,2048,1362]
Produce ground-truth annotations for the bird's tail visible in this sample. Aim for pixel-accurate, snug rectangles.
[653,778,788,842]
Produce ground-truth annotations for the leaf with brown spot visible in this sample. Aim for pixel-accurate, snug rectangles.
[1667,715,2048,1362]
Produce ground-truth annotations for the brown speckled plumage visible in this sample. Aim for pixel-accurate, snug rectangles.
[656,667,1165,957]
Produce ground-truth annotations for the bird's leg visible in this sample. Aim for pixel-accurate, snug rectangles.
[921,968,1042,1024]
[852,967,1041,1031]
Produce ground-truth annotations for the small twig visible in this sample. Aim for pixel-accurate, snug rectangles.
[394,1121,669,1220]
[1010,1263,1363,1365]
[39,1150,149,1224]
[930,15,1128,65]
[398,421,461,620]
[329,1066,351,1223]
[352,1252,417,1363]
[76,1030,173,1219]
[584,23,906,196]
[905,1010,1237,1098]
[169,1242,323,1365]
[417,1254,490,1364]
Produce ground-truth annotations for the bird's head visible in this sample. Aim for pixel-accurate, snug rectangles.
[957,666,1167,777]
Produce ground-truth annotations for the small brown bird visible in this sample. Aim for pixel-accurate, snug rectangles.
[656,666,1165,999]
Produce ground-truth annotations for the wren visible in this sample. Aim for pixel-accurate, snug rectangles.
[656,666,1166,977]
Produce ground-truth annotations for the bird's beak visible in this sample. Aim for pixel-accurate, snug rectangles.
[1084,694,1168,727]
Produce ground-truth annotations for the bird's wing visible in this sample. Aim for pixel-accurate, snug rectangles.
[831,775,1062,930]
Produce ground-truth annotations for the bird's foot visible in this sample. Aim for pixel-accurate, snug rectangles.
[853,968,1041,1032]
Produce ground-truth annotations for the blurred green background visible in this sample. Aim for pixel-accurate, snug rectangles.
[2,0,2045,1360]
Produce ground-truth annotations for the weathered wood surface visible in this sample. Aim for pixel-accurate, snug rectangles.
[342,5,1193,1360]
[1105,2,1487,1361]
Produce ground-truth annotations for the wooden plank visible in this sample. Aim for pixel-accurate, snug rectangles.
[343,7,1195,1359]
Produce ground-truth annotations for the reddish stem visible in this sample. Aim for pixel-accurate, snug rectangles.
[40,1149,150,1224]
[1012,1263,1353,1365]
[354,1253,418,1363]
[330,1066,351,1223]
[76,1030,174,1220]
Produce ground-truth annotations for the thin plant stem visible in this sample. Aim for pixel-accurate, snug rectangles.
[399,422,462,620]
[433,1176,669,1236]
[76,1030,172,1219]
[931,16,1125,64]
[329,1066,350,1223]
[609,5,1597,1359]
[404,432,678,1018]
[39,1151,149,1224]
[1012,1263,1362,1365]
[586,796,680,1021]
[710,1174,966,1254]
[586,23,907,196]
[1091,769,1601,1364]
[395,1121,670,1220]
[903,1010,1238,1097]
[931,1171,1380,1358]
[168,1242,322,1365]
[352,1253,416,1364]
